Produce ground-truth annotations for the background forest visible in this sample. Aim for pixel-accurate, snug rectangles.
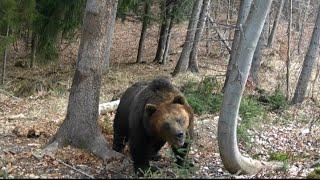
[0,0,320,178]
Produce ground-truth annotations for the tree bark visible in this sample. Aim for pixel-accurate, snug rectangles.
[267,0,284,48]
[103,0,117,71]
[136,1,151,63]
[292,4,320,104]
[286,0,292,101]
[188,0,211,73]
[154,1,170,63]
[30,32,37,68]
[45,0,121,161]
[172,0,203,76]
[1,26,9,85]
[222,0,253,93]
[162,16,173,65]
[218,0,273,175]
[250,16,269,86]
[297,0,310,55]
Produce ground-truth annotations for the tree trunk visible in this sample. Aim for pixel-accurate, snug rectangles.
[30,32,37,68]
[103,1,118,71]
[286,0,292,101]
[172,0,204,76]
[162,16,173,65]
[297,0,310,55]
[154,1,170,63]
[45,0,121,161]
[222,0,253,93]
[136,1,151,63]
[250,16,269,86]
[267,0,284,48]
[292,4,320,104]
[218,0,273,175]
[188,0,211,73]
[1,26,9,85]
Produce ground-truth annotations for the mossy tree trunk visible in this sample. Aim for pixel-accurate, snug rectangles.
[45,0,120,160]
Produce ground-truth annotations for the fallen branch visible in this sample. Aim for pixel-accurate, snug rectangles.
[99,100,120,115]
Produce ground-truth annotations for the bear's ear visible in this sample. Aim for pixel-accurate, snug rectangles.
[145,104,157,116]
[173,95,186,105]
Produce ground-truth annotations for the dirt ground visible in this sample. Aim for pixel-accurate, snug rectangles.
[0,19,320,179]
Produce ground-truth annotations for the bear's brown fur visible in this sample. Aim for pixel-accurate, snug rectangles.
[112,77,194,174]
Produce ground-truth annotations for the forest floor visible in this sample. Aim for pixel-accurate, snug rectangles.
[1,19,320,179]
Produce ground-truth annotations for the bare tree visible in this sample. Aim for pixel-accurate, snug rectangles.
[297,0,310,54]
[162,15,173,65]
[222,0,253,92]
[154,0,172,63]
[267,0,284,48]
[1,26,9,85]
[29,32,37,68]
[188,0,211,73]
[286,0,292,101]
[250,16,269,86]
[44,0,121,160]
[292,4,320,104]
[217,0,280,174]
[136,0,151,63]
[172,0,203,76]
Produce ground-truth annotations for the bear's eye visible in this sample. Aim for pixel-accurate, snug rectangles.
[176,118,184,124]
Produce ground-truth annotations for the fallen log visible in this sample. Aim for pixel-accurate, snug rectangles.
[99,99,120,115]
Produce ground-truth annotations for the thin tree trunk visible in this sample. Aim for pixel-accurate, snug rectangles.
[205,18,211,56]
[154,1,170,63]
[218,0,277,175]
[222,0,253,93]
[103,1,118,71]
[136,1,151,63]
[292,4,320,104]
[172,0,204,76]
[267,0,284,48]
[286,0,292,101]
[162,16,173,65]
[1,26,9,85]
[30,32,37,68]
[297,0,310,55]
[188,0,211,73]
[250,17,268,87]
[44,0,121,161]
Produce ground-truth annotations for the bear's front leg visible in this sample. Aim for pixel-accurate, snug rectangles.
[129,137,160,176]
[172,141,194,167]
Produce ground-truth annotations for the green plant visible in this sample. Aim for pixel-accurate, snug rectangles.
[307,166,320,179]
[256,88,288,111]
[237,96,266,147]
[181,76,222,115]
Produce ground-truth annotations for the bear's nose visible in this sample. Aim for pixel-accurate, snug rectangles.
[176,132,184,139]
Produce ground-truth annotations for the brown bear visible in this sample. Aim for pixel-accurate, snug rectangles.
[112,77,194,175]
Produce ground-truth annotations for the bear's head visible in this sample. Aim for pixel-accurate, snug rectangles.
[144,95,193,148]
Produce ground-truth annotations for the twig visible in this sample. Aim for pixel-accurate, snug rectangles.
[207,15,232,53]
[55,158,95,179]
[215,30,232,53]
